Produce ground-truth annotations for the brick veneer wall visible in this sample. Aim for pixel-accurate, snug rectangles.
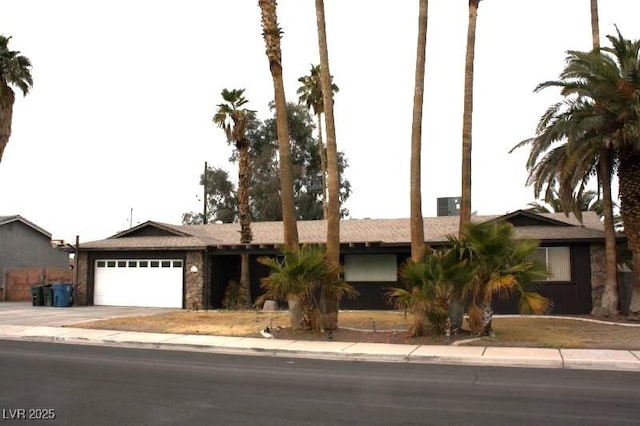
[185,251,205,310]
[75,251,89,305]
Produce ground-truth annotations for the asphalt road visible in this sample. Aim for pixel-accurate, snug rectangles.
[1,341,639,425]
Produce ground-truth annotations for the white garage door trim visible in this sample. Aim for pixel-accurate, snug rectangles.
[94,259,184,308]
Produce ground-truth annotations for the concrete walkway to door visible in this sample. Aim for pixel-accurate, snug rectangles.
[0,302,180,326]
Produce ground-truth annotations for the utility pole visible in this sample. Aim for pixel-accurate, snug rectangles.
[203,161,208,224]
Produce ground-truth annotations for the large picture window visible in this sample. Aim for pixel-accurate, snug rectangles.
[533,247,571,281]
[344,254,397,282]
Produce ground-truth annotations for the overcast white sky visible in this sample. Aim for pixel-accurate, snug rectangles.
[1,1,637,243]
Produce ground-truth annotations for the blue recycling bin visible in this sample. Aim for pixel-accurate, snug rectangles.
[52,283,73,307]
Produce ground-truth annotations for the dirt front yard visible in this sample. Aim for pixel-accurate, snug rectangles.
[68,310,640,350]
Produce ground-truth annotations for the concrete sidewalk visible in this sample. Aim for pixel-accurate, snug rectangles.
[2,323,639,372]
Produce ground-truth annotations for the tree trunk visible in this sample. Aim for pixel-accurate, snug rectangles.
[595,150,618,316]
[448,297,465,333]
[590,0,600,50]
[459,0,480,238]
[409,310,429,337]
[287,294,304,331]
[258,0,299,252]
[619,147,640,316]
[237,140,252,305]
[239,253,251,307]
[481,302,494,336]
[317,111,328,219]
[316,0,340,330]
[410,0,428,262]
[0,84,15,163]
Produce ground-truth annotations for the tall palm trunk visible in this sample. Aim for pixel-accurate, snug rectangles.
[598,149,619,316]
[258,0,299,250]
[259,0,301,322]
[315,0,340,330]
[0,84,15,163]
[317,111,328,219]
[410,0,428,262]
[590,0,600,50]
[619,147,640,316]
[459,0,480,238]
[238,138,252,305]
[589,0,618,317]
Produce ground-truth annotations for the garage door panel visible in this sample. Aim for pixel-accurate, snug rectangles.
[94,259,183,308]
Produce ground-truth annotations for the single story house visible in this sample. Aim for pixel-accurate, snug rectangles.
[76,210,622,314]
[1,215,73,301]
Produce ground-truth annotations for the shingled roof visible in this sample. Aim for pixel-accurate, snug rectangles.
[79,210,616,251]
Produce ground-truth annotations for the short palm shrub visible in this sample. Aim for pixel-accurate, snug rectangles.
[259,245,357,332]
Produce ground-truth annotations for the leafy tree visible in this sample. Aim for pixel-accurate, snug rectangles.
[182,167,237,225]
[183,104,351,224]
[409,0,429,262]
[0,35,32,163]
[248,103,351,221]
[259,245,357,332]
[297,64,339,219]
[213,88,253,305]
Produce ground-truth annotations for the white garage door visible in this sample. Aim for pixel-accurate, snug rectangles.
[94,259,183,308]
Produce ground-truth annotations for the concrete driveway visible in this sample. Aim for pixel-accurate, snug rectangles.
[0,302,180,327]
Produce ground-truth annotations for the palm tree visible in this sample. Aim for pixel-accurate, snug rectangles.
[513,30,640,316]
[388,248,474,337]
[297,64,339,219]
[315,0,341,330]
[259,245,356,332]
[213,88,253,305]
[459,0,481,238]
[0,35,33,164]
[452,221,551,336]
[258,0,299,251]
[409,0,429,261]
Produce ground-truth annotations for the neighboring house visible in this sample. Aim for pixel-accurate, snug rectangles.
[0,215,72,301]
[76,210,622,314]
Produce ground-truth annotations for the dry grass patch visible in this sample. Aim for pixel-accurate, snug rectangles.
[460,317,640,350]
[69,311,640,349]
[70,310,414,338]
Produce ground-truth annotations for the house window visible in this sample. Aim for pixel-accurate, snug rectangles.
[344,254,397,282]
[106,261,116,268]
[161,261,171,268]
[173,261,182,268]
[139,261,148,268]
[97,261,106,268]
[150,261,160,268]
[533,247,571,281]
[117,261,126,268]
[128,261,137,268]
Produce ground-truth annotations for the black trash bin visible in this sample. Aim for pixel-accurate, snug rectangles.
[42,285,53,307]
[52,283,73,307]
[31,285,44,306]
